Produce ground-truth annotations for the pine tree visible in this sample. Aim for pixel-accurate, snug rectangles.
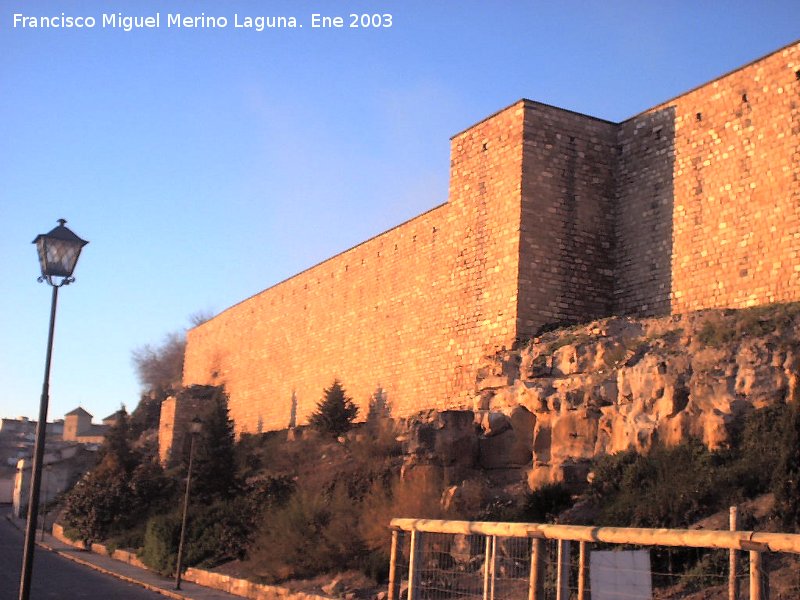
[190,387,237,499]
[308,379,358,437]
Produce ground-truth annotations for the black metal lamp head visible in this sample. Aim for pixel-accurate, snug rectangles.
[32,219,88,286]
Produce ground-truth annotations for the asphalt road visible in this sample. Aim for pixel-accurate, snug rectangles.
[0,513,166,600]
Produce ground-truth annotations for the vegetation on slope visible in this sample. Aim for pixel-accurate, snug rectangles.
[56,299,800,590]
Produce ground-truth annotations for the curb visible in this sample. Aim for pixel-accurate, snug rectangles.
[39,541,190,600]
[4,514,189,599]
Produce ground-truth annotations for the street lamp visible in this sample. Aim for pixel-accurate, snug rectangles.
[19,219,88,600]
[175,417,203,590]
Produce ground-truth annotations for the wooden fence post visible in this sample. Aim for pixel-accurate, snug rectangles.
[556,540,570,600]
[729,506,739,600]
[578,541,588,600]
[528,537,545,600]
[408,530,421,600]
[490,536,497,600]
[483,535,494,600]
[749,550,762,600]
[388,529,403,600]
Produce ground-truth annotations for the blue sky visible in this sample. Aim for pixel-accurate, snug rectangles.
[1,0,797,423]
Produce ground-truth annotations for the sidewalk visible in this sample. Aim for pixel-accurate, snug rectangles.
[5,514,243,600]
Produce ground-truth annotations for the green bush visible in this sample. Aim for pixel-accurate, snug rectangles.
[139,496,258,575]
[139,513,180,575]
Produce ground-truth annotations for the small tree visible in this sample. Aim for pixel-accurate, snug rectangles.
[131,331,186,399]
[99,406,137,473]
[190,386,237,499]
[308,379,358,437]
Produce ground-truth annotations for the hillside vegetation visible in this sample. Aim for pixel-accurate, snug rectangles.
[56,303,800,594]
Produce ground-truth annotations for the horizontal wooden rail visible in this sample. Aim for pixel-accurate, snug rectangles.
[390,518,800,554]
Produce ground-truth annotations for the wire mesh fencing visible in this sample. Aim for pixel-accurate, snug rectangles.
[387,519,800,600]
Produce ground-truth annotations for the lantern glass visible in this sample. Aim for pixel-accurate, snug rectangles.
[190,418,203,435]
[32,220,88,280]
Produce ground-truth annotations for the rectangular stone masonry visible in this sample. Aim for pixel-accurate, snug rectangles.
[181,42,800,438]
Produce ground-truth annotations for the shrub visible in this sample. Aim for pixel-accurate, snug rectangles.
[308,380,358,437]
[696,319,736,347]
[139,497,258,575]
[247,481,363,582]
[358,468,452,560]
[61,456,175,546]
[774,404,800,530]
[62,470,133,546]
[734,403,791,496]
[520,483,573,522]
[139,513,180,575]
[590,442,723,528]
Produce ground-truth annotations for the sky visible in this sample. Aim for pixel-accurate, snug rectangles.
[0,0,797,423]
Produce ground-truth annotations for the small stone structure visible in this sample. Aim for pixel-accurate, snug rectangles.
[62,407,109,444]
[157,385,223,467]
[178,42,800,446]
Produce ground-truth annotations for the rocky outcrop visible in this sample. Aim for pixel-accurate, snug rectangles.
[402,304,800,491]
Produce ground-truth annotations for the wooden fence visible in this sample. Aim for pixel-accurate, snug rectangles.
[388,517,800,600]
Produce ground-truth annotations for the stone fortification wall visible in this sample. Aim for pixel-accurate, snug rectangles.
[182,42,800,439]
[184,103,529,434]
[616,42,800,316]
[516,102,618,338]
[157,388,216,466]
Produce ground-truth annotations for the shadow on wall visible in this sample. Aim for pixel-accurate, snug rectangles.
[614,105,676,318]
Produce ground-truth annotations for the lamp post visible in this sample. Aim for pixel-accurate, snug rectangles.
[175,417,203,590]
[19,219,88,600]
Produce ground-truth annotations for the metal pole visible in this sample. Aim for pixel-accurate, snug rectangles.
[19,285,58,600]
[175,431,196,590]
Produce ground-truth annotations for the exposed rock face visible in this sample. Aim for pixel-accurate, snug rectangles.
[403,304,800,491]
[500,306,800,488]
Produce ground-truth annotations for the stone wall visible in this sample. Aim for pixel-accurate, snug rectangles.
[157,388,215,466]
[184,102,532,434]
[516,102,617,337]
[182,42,800,439]
[616,42,800,315]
